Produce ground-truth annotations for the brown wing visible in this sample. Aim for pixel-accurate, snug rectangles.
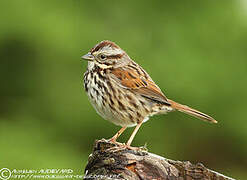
[111,67,171,106]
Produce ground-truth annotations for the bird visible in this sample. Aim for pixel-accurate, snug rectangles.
[82,40,217,147]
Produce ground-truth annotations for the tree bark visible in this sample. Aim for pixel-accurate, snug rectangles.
[84,139,235,180]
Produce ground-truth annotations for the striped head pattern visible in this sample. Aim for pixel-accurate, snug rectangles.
[82,40,130,69]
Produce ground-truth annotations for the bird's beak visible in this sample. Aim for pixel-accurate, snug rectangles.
[81,53,94,61]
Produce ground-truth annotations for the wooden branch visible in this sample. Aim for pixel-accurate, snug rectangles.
[84,139,235,180]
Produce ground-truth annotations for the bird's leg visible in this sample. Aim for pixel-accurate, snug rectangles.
[107,123,145,152]
[108,126,127,143]
[126,121,143,146]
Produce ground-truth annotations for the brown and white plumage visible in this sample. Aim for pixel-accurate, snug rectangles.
[82,40,217,146]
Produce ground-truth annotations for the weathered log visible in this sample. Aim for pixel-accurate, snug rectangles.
[84,139,235,180]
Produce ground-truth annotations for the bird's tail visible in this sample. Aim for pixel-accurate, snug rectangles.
[168,99,217,123]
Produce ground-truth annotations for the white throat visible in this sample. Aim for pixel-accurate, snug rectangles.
[87,61,112,71]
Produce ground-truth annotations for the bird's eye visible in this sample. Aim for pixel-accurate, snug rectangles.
[99,54,106,60]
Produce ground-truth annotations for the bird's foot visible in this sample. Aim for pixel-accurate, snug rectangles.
[105,143,147,153]
[107,138,124,146]
[125,144,148,152]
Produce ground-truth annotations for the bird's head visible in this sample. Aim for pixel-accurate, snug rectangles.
[82,40,130,69]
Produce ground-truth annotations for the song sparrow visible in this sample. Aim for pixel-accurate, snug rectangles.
[82,40,217,147]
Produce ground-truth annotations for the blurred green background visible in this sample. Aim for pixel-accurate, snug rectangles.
[0,0,247,179]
